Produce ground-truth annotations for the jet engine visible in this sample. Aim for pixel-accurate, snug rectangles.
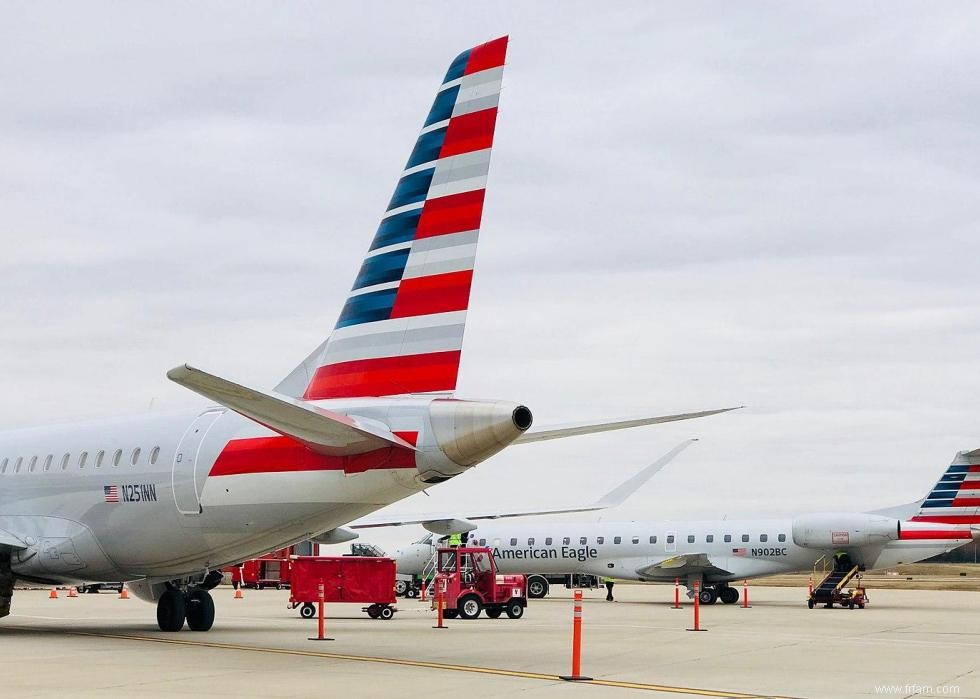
[791,513,900,549]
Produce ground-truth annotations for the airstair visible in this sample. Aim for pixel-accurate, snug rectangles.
[808,555,865,608]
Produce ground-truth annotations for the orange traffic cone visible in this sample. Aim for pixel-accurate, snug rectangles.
[234,587,244,599]
[119,587,129,600]
[68,587,78,598]
[49,587,58,599]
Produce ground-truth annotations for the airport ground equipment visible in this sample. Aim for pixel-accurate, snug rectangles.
[76,583,124,594]
[227,547,293,590]
[807,564,865,609]
[432,546,526,620]
[289,556,397,620]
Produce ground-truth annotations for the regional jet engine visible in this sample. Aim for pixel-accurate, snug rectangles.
[791,513,900,549]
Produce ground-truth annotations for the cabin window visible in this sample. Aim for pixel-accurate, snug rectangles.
[649,535,657,544]
[150,446,160,465]
[131,448,141,466]
[760,534,768,543]
[545,537,553,546]
[667,534,675,544]
[509,538,517,546]
[527,538,535,546]
[741,534,749,543]
[95,451,104,468]
[43,454,53,471]
[61,454,70,470]
[778,533,786,542]
[28,456,37,473]
[112,449,122,467]
[14,457,22,473]
[687,535,695,543]
[724,534,732,543]
[614,536,622,544]
[79,452,88,469]
[706,534,714,543]
[479,539,486,546]
[632,536,639,544]
[597,536,604,544]
[562,537,570,546]
[1,458,7,474]
[580,537,587,546]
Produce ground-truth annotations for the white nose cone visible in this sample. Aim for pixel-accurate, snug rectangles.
[430,399,532,468]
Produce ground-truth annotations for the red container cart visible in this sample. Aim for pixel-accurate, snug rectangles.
[288,556,397,620]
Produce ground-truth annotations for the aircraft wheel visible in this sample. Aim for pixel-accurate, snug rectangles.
[807,599,815,609]
[157,589,186,632]
[504,601,525,619]
[185,589,215,632]
[719,586,739,605]
[485,607,503,618]
[458,595,483,619]
[699,587,718,605]
[300,603,316,619]
[527,576,549,599]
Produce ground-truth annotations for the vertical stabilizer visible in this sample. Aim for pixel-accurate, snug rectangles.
[910,448,980,525]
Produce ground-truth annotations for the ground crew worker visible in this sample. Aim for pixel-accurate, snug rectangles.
[833,550,852,571]
[603,577,615,601]
[448,532,463,548]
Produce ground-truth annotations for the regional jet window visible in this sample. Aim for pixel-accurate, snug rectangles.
[614,536,622,544]
[778,533,786,542]
[724,534,731,543]
[580,537,587,546]
[95,451,104,468]
[666,535,675,544]
[479,539,486,546]
[545,537,553,546]
[760,534,768,543]
[44,454,52,471]
[527,538,535,546]
[61,454,70,470]
[687,535,695,543]
[632,536,639,544]
[741,534,749,543]
[563,537,570,546]
[0,458,6,474]
[112,449,122,467]
[79,452,88,469]
[649,536,657,544]
[131,448,141,466]
[510,538,517,546]
[14,457,22,473]
[597,536,604,544]
[28,456,37,473]
[150,446,160,465]
[706,534,714,543]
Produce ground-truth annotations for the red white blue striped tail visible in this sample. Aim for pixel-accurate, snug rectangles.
[910,448,980,525]
[281,37,508,400]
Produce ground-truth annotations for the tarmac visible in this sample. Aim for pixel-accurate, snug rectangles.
[2,584,979,698]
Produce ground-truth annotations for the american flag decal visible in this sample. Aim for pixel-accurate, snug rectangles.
[104,485,119,503]
[732,547,747,556]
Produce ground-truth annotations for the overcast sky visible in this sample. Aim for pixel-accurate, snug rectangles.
[2,3,980,553]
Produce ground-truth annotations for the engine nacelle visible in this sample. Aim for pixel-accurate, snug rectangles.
[311,527,360,545]
[791,513,899,549]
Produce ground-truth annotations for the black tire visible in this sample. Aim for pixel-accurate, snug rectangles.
[185,589,215,632]
[395,580,408,596]
[719,586,739,605]
[527,576,549,599]
[379,606,394,620]
[458,595,483,619]
[275,584,282,591]
[157,589,186,632]
[405,587,419,599]
[807,599,815,609]
[485,607,503,619]
[858,603,865,609]
[698,588,718,605]
[300,603,316,619]
[256,584,264,591]
[504,601,524,619]
[443,609,458,619]
[367,605,380,619]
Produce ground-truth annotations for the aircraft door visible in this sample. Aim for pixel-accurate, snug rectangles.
[665,531,677,553]
[172,409,224,515]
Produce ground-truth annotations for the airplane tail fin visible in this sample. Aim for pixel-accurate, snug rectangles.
[277,37,509,400]
[907,448,980,525]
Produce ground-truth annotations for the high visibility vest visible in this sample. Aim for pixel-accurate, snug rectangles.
[448,533,462,547]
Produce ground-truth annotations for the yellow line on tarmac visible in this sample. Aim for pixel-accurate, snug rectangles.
[61,630,796,699]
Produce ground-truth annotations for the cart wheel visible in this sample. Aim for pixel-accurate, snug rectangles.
[858,603,865,609]
[367,604,380,619]
[504,601,524,619]
[807,599,814,609]
[405,587,418,599]
[395,580,408,596]
[848,601,855,609]
[256,584,264,591]
[300,603,316,619]
[379,606,394,620]
[485,607,502,619]
[458,594,483,620]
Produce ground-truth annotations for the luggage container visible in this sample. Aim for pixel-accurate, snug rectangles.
[288,556,397,620]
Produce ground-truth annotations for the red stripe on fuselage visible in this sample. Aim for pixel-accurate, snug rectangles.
[209,432,418,477]
[303,351,462,399]
[900,529,972,540]
[390,270,473,319]
[910,515,980,524]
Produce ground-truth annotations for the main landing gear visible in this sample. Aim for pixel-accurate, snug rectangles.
[157,587,216,632]
[696,584,740,605]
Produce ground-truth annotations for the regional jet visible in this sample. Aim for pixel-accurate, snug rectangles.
[0,37,734,631]
[393,447,980,603]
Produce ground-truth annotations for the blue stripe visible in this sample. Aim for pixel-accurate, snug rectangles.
[444,50,470,83]
[335,289,396,329]
[940,474,966,482]
[387,169,434,211]
[425,85,459,127]
[370,209,422,251]
[922,499,956,508]
[406,127,448,169]
[946,465,971,473]
[351,249,410,291]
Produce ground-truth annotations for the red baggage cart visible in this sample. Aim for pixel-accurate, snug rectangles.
[288,556,397,620]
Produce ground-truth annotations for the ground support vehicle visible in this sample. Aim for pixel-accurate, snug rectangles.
[225,547,293,590]
[808,566,868,609]
[431,546,527,620]
[288,556,397,620]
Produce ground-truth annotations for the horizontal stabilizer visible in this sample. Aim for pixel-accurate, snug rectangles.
[513,407,742,444]
[352,440,696,529]
[167,364,416,456]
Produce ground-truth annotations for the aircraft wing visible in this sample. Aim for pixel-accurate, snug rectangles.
[635,553,731,580]
[167,364,417,456]
[513,407,741,444]
[351,439,697,533]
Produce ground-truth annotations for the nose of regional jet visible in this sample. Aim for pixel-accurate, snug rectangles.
[429,399,532,468]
